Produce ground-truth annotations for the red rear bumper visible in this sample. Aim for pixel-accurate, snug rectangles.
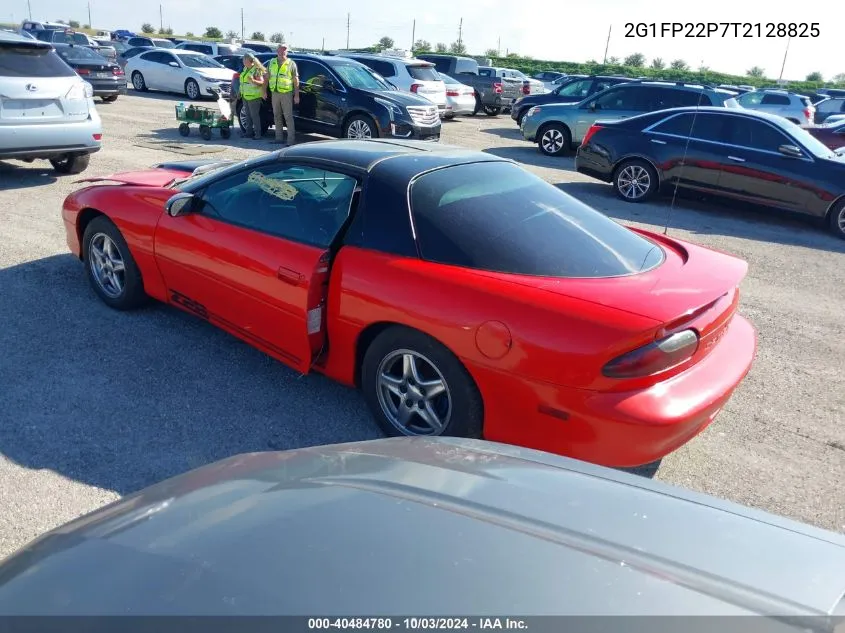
[472,314,757,467]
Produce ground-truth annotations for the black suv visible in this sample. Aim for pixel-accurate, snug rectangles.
[227,53,442,141]
[510,75,629,126]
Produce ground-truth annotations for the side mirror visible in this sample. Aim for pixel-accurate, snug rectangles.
[165,192,195,217]
[169,61,179,67]
[778,144,803,158]
[587,101,597,111]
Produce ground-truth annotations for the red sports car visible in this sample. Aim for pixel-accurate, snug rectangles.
[807,121,845,150]
[61,139,757,467]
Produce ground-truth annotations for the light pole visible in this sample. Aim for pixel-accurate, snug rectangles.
[778,37,791,83]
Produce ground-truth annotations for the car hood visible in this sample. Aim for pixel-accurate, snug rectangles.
[74,160,235,187]
[0,437,844,619]
[192,67,235,81]
[361,89,438,108]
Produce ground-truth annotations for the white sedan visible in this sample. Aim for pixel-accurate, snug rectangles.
[126,49,233,100]
[439,73,475,118]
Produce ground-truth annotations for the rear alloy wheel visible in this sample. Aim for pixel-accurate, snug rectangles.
[362,327,483,439]
[483,105,501,116]
[50,153,90,175]
[827,200,845,239]
[102,95,118,103]
[83,216,147,310]
[185,79,200,100]
[344,115,378,139]
[538,123,571,156]
[131,71,147,92]
[613,159,659,203]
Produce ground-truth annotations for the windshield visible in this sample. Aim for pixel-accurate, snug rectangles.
[332,62,391,91]
[179,54,224,69]
[557,79,592,98]
[70,33,89,45]
[154,39,175,48]
[439,73,459,85]
[790,124,844,158]
[58,46,107,62]
[218,44,241,55]
[409,161,665,278]
[407,64,439,81]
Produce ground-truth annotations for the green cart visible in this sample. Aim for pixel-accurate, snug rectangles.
[175,102,232,140]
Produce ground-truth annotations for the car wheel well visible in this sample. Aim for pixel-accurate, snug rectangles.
[612,156,662,184]
[77,208,105,259]
[353,322,480,400]
[537,120,571,140]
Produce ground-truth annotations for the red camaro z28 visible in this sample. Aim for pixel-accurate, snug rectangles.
[62,139,757,467]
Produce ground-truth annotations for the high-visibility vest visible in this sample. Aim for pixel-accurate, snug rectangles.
[268,58,294,93]
[240,67,263,101]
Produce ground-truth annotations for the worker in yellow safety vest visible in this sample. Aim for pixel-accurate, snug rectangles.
[239,53,267,140]
[267,44,300,145]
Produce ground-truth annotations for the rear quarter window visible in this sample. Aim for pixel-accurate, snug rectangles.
[0,45,76,77]
[409,161,664,278]
[407,65,439,81]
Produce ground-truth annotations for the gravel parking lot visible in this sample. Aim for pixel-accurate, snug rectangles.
[1,91,843,558]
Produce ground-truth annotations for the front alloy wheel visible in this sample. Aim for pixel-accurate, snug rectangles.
[346,118,373,139]
[376,349,451,435]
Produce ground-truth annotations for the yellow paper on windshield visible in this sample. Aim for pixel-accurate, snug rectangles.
[248,171,299,201]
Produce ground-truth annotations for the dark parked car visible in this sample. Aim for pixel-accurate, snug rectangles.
[54,44,126,102]
[231,53,442,141]
[125,36,156,48]
[1,437,845,622]
[117,45,152,68]
[814,97,845,125]
[575,106,845,238]
[511,75,629,125]
[807,120,845,150]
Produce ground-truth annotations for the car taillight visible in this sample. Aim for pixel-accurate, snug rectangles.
[522,83,530,95]
[410,83,422,93]
[803,108,811,120]
[581,124,603,146]
[493,82,502,94]
[602,329,700,378]
[76,68,90,75]
[93,133,102,140]
[113,67,124,76]
[446,90,460,97]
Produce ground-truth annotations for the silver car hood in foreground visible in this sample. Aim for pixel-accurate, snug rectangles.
[0,437,843,621]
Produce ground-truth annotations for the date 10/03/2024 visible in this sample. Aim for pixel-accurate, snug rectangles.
[624,22,820,38]
[307,617,528,630]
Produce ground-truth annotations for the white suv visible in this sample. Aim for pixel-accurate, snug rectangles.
[0,32,102,174]
[337,50,447,116]
[735,89,815,126]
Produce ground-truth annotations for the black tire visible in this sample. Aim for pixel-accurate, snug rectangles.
[185,78,200,101]
[343,114,379,139]
[131,71,147,92]
[361,326,483,439]
[827,199,845,239]
[102,95,118,103]
[472,95,482,116]
[50,153,90,175]
[178,122,190,137]
[516,109,526,127]
[220,126,231,139]
[483,105,501,116]
[199,125,212,141]
[82,216,147,310]
[537,123,571,156]
[613,158,660,203]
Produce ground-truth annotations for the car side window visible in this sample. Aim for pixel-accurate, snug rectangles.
[671,89,713,107]
[559,79,591,97]
[686,113,729,143]
[594,86,647,111]
[818,99,844,113]
[296,59,333,89]
[197,164,359,248]
[760,93,790,105]
[369,59,396,78]
[141,51,166,64]
[590,80,615,94]
[650,113,697,137]
[738,92,762,106]
[725,118,793,153]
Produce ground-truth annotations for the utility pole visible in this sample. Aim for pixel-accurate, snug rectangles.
[603,25,611,63]
[240,8,244,39]
[457,17,463,47]
[778,37,791,82]
[27,0,31,20]
[411,19,415,51]
[346,13,350,49]
[497,35,500,56]
[87,2,92,27]
[159,4,163,32]
[321,37,325,52]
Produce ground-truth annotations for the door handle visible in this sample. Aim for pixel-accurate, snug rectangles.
[727,155,746,162]
[277,266,304,286]
[650,139,667,145]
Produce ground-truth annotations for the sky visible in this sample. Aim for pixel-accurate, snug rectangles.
[9,0,841,82]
